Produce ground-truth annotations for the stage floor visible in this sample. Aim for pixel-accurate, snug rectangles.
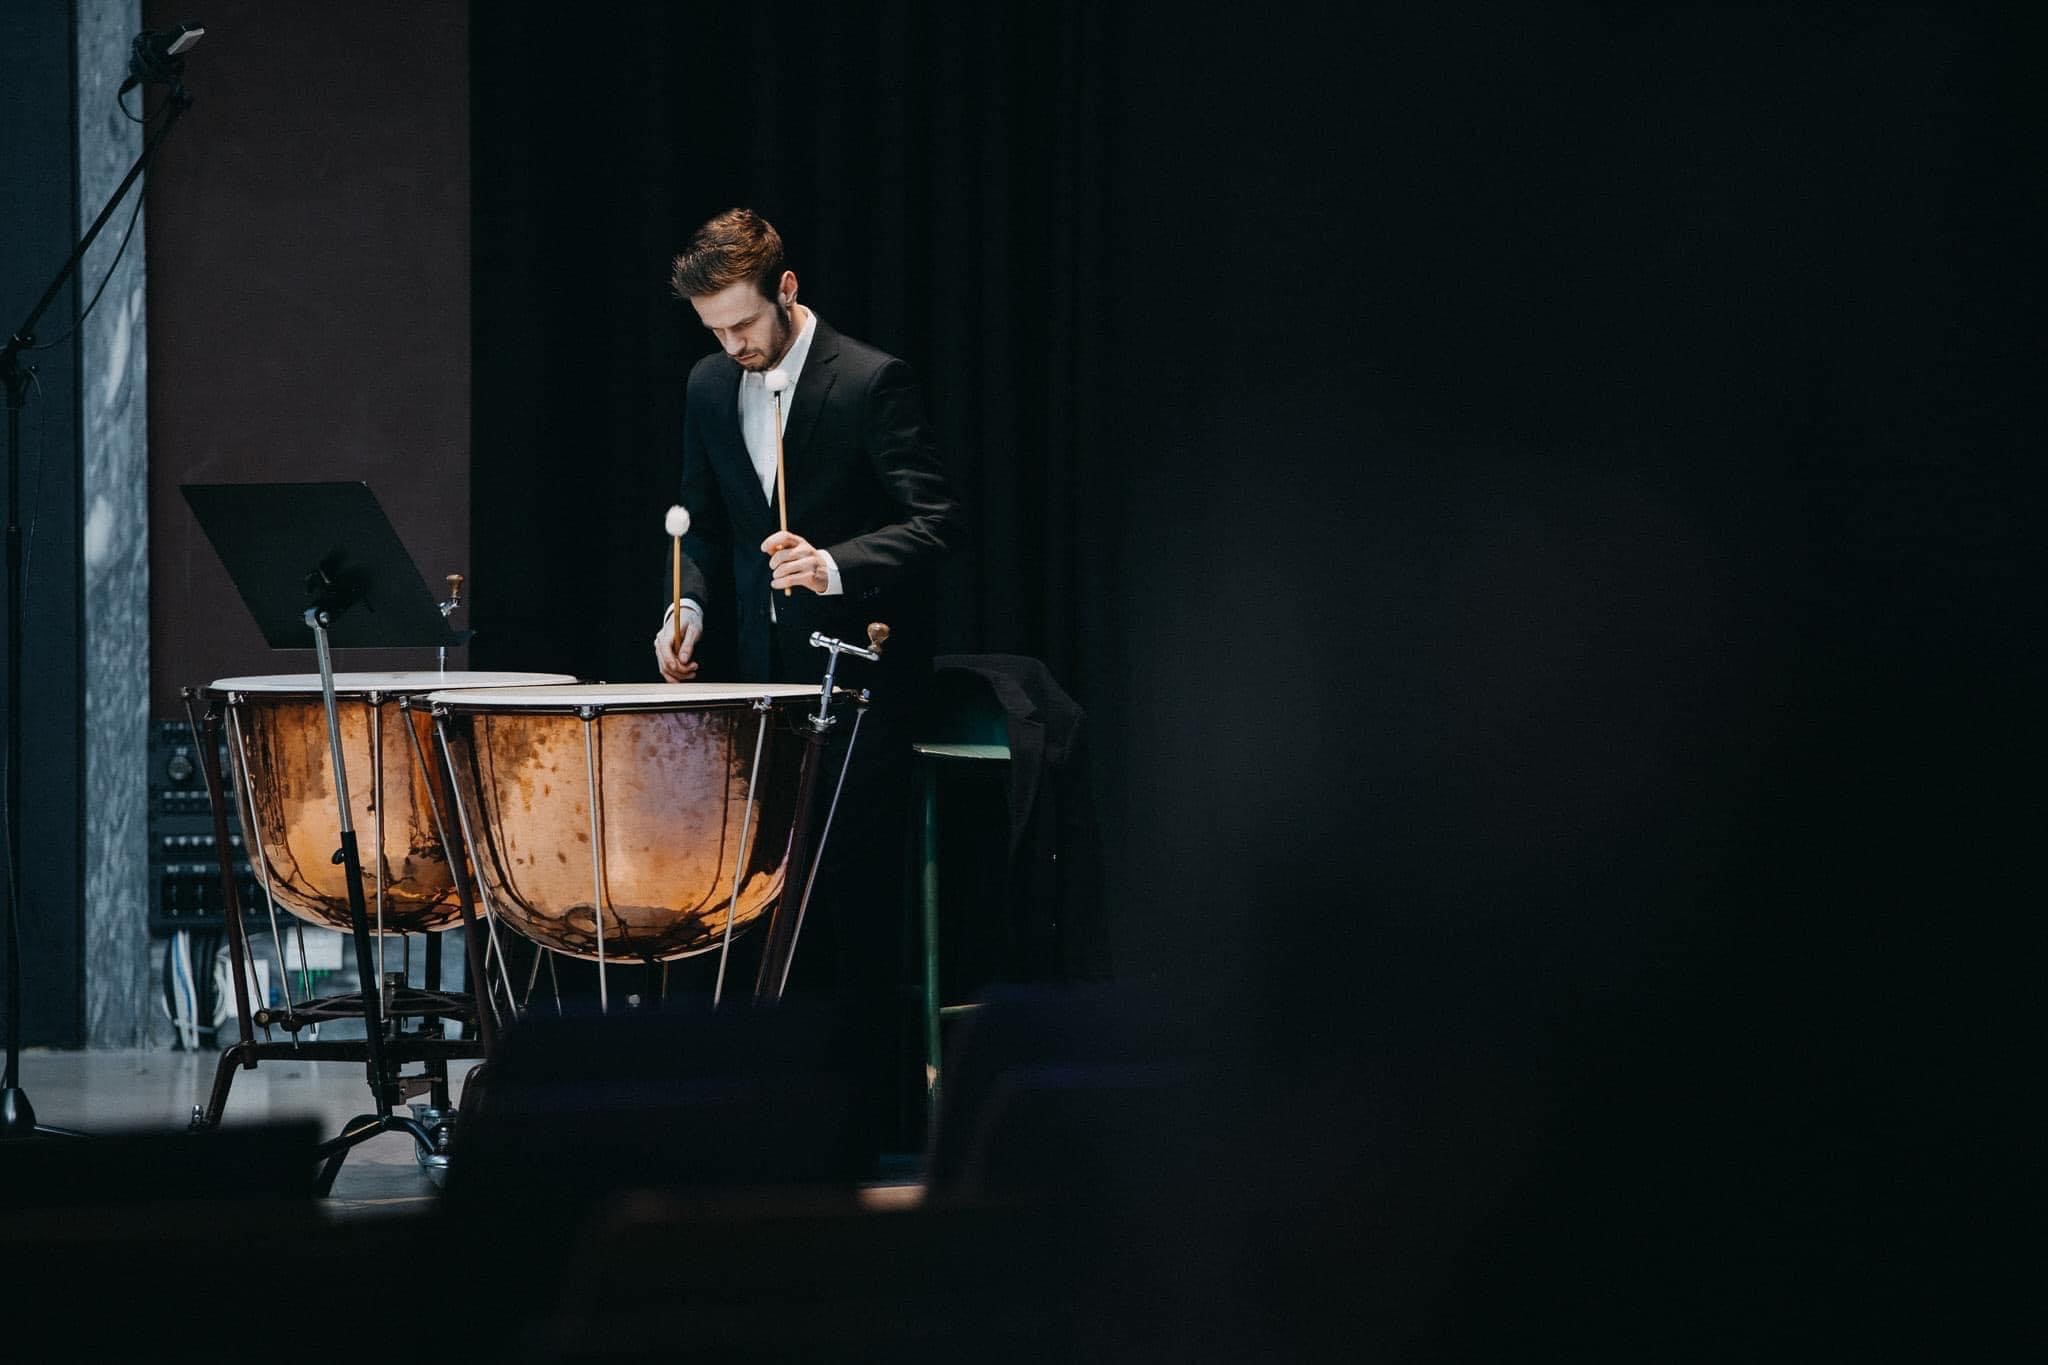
[14,1047,924,1217]
[15,1046,470,1216]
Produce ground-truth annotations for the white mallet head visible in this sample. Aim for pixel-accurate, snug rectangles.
[664,504,691,537]
[763,368,791,395]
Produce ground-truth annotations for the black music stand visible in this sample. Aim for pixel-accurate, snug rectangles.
[182,481,465,654]
[182,481,480,1191]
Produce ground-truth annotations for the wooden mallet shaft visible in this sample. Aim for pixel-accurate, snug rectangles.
[774,390,791,596]
[664,504,691,651]
[671,538,684,648]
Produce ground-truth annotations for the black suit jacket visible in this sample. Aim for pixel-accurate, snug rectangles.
[675,319,963,706]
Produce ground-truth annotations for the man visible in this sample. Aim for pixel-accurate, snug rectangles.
[652,207,963,1158]
[654,208,960,697]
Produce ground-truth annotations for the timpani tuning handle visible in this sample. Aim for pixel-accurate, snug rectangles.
[441,573,465,615]
[866,622,890,654]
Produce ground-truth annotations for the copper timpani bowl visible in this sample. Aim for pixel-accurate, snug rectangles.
[427,682,823,964]
[206,671,579,936]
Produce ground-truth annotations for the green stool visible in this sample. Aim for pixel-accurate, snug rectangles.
[910,674,1012,1121]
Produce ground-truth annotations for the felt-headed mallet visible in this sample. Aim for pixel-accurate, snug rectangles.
[665,503,691,649]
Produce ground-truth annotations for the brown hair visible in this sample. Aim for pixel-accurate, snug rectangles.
[669,208,785,301]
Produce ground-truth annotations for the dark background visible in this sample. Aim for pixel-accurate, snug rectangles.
[468,0,2038,1013]
[15,0,2029,1347]
[0,3,88,1045]
[144,0,472,710]
[464,3,2036,1345]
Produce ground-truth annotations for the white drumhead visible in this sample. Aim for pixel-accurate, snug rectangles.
[210,671,580,695]
[426,681,821,709]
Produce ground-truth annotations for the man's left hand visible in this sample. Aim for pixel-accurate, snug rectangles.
[763,530,831,594]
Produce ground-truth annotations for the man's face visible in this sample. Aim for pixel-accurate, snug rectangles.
[690,275,794,372]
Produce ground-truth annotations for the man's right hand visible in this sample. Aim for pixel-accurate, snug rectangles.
[653,607,702,681]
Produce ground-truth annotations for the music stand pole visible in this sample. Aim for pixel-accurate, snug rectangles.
[306,608,397,1116]
[2,83,193,1140]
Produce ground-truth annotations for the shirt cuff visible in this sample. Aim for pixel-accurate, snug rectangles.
[817,549,844,596]
[665,598,705,628]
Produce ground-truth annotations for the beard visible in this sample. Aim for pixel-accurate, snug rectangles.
[736,305,795,371]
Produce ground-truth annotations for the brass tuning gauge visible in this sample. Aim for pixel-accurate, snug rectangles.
[807,626,887,729]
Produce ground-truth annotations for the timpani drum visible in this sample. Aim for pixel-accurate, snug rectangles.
[208,671,578,936]
[427,683,826,966]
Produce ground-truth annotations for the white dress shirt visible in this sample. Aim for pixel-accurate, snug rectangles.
[671,305,841,639]
[738,305,816,502]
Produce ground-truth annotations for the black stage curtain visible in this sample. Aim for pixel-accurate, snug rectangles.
[472,5,2035,1353]
[470,1,1115,698]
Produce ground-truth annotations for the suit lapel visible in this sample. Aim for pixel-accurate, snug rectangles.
[780,322,840,522]
[703,360,776,534]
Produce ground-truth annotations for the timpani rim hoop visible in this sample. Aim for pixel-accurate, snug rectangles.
[425,681,827,714]
[207,670,580,697]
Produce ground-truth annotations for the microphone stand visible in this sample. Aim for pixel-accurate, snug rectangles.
[2,80,193,1139]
